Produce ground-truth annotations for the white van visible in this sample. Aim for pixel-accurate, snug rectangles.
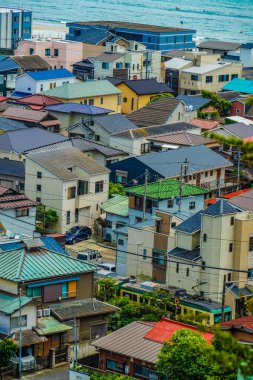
[77,249,102,264]
[96,262,116,272]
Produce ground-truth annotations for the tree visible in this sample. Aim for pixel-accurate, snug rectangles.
[0,338,18,368]
[200,90,231,117]
[109,182,126,198]
[97,278,117,302]
[148,93,174,104]
[246,96,253,107]
[36,205,59,233]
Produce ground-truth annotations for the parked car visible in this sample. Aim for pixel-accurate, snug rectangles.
[77,249,102,264]
[10,353,36,371]
[65,226,92,244]
[97,262,116,272]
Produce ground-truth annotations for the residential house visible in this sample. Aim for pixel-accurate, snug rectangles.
[0,158,25,191]
[197,40,241,59]
[45,102,112,131]
[67,113,138,145]
[240,43,253,68]
[107,79,172,114]
[25,147,110,233]
[0,185,37,236]
[177,95,210,112]
[229,97,253,121]
[15,39,84,71]
[189,118,220,132]
[210,122,253,142]
[3,107,61,132]
[229,189,253,212]
[42,80,122,113]
[164,58,193,95]
[72,58,95,81]
[0,116,27,132]
[91,318,213,379]
[126,98,193,127]
[15,69,78,95]
[82,43,106,59]
[221,316,253,345]
[108,144,233,195]
[8,94,63,111]
[217,91,241,101]
[0,127,68,160]
[109,122,201,156]
[222,78,253,95]
[0,8,32,51]
[66,21,196,52]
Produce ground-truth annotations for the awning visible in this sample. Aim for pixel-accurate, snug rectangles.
[15,329,48,346]
[26,277,80,288]
[35,317,73,336]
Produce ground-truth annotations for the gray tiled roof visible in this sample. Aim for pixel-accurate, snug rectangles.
[0,117,28,131]
[123,79,172,95]
[202,199,243,216]
[217,91,241,101]
[0,158,25,178]
[220,123,253,139]
[27,147,109,180]
[71,137,127,157]
[226,284,253,298]
[91,321,161,364]
[168,247,201,261]
[93,52,124,62]
[177,95,209,111]
[175,210,202,234]
[229,189,253,212]
[197,40,241,51]
[94,113,138,133]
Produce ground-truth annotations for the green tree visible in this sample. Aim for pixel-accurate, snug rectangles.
[200,90,231,117]
[109,182,126,198]
[246,96,253,107]
[97,278,117,302]
[148,93,174,104]
[36,205,59,233]
[0,338,18,368]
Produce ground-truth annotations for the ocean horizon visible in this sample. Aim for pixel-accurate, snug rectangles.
[2,0,253,42]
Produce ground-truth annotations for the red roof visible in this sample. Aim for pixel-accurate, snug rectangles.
[190,118,220,130]
[0,96,8,102]
[15,94,63,107]
[0,185,37,209]
[205,188,252,205]
[221,316,253,332]
[244,136,253,143]
[144,318,214,344]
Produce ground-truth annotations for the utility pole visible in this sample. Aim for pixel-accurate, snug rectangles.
[74,317,78,364]
[221,274,227,323]
[142,169,149,221]
[145,50,149,79]
[237,148,241,191]
[18,287,22,379]
[178,159,189,212]
[217,176,221,197]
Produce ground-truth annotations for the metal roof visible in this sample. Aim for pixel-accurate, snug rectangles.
[147,132,215,146]
[46,102,112,115]
[127,179,207,199]
[229,189,253,212]
[222,79,253,95]
[217,91,241,101]
[0,237,67,256]
[35,316,72,335]
[42,79,121,99]
[0,247,96,282]
[94,113,138,133]
[3,107,56,123]
[218,122,253,139]
[0,116,27,131]
[71,137,127,157]
[0,158,25,178]
[101,195,129,216]
[16,94,63,107]
[197,40,241,51]
[183,62,231,75]
[0,57,20,73]
[190,118,219,130]
[122,79,172,96]
[175,210,202,234]
[177,95,209,111]
[26,69,75,81]
[93,52,124,62]
[167,247,201,261]
[202,199,243,216]
[0,293,32,314]
[164,58,192,70]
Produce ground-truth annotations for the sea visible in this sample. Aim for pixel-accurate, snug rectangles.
[2,0,253,43]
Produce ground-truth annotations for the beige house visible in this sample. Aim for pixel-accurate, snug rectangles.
[25,147,109,233]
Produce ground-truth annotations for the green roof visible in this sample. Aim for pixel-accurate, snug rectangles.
[0,293,32,315]
[101,195,129,217]
[36,316,72,335]
[126,179,208,199]
[0,248,96,282]
[42,79,121,99]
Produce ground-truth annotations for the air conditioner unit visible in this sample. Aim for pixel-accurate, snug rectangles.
[37,309,43,318]
[43,308,50,317]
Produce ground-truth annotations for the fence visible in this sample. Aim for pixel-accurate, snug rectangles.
[0,366,15,380]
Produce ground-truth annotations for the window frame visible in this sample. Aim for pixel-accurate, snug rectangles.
[95,181,104,193]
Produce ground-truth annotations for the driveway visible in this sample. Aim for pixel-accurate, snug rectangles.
[67,238,116,264]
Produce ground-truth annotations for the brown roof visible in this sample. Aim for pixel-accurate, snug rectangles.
[3,107,54,123]
[91,321,161,364]
[11,55,51,71]
[15,94,63,107]
[0,186,37,209]
[27,146,109,180]
[15,329,48,346]
[221,315,253,333]
[190,118,220,130]
[217,91,241,101]
[147,131,216,146]
[40,119,61,128]
[93,52,124,62]
[127,98,182,127]
[229,188,253,212]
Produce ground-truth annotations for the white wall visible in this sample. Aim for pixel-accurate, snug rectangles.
[15,73,78,94]
[240,48,253,68]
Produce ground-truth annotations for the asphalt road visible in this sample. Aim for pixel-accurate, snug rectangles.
[25,367,69,380]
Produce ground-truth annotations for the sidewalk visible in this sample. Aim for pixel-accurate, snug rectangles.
[20,363,68,379]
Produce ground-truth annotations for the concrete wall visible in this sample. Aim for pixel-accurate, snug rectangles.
[15,73,78,94]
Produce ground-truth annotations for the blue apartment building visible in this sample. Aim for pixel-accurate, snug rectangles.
[0,8,32,50]
[66,21,196,52]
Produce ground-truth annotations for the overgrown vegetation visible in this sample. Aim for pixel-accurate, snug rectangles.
[109,182,126,198]
[0,338,18,368]
[199,90,231,117]
[36,205,59,233]
[149,93,174,103]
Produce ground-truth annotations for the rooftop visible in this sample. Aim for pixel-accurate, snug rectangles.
[167,247,201,261]
[27,147,109,180]
[147,131,215,146]
[93,52,124,62]
[126,179,207,199]
[175,210,202,234]
[0,186,37,210]
[46,102,112,115]
[222,78,253,95]
[14,94,63,107]
[42,79,121,99]
[3,107,56,123]
[0,293,32,314]
[101,195,129,217]
[229,188,253,212]
[203,199,243,216]
[35,316,72,335]
[177,95,210,111]
[183,62,231,75]
[71,137,127,157]
[217,122,253,139]
[197,40,241,51]
[0,116,28,132]
[11,55,51,71]
[221,315,253,333]
[24,69,75,81]
[217,91,241,101]
[190,118,220,130]
[93,113,138,134]
[0,158,25,178]
[121,79,172,96]
[164,57,192,70]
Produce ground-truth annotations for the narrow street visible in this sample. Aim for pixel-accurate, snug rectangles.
[23,367,69,380]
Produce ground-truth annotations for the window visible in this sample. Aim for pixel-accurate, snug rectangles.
[95,181,104,193]
[66,211,70,225]
[173,36,177,44]
[125,63,130,69]
[45,48,51,56]
[148,37,151,43]
[11,315,27,329]
[203,233,207,242]
[118,95,122,105]
[105,220,112,228]
[74,29,81,36]
[118,239,124,246]
[90,322,107,339]
[75,208,79,223]
[153,252,165,266]
[167,198,174,208]
[229,243,233,252]
[205,172,208,177]
[62,280,77,298]
[202,261,206,270]
[36,197,41,203]
[218,74,229,82]
[143,249,147,260]
[54,49,59,57]
[132,64,135,70]
[23,15,31,22]
[191,74,199,81]
[67,186,76,199]
[23,28,31,34]
[40,84,43,92]
[249,236,253,251]
[89,99,94,105]
[100,97,104,105]
[156,220,162,233]
[231,74,239,79]
[230,217,234,226]
[171,222,176,228]
[115,170,128,183]
[78,180,88,195]
[210,170,213,176]
[37,184,41,192]
[106,360,124,373]
[236,109,241,114]
[19,183,25,191]
[134,365,150,379]
[116,62,123,69]
[29,48,34,55]
[123,97,127,103]
[186,268,189,277]
[102,62,109,69]
[16,208,29,217]
[14,16,19,22]
[26,287,42,298]
[206,76,213,83]
[95,135,100,141]
[141,143,150,154]
[176,263,179,273]
[227,273,232,282]
[189,201,195,210]
[13,28,19,35]
[131,98,134,110]
[152,200,158,207]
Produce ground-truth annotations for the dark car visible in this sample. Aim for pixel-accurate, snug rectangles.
[65,226,92,244]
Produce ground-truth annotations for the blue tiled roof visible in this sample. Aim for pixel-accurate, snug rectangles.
[175,210,202,234]
[69,29,112,44]
[203,199,243,216]
[0,57,20,73]
[168,247,201,261]
[241,43,253,50]
[0,237,67,255]
[226,284,253,298]
[222,78,253,95]
[10,91,32,98]
[177,95,209,111]
[46,102,112,115]
[0,158,25,178]
[0,117,27,132]
[26,69,74,81]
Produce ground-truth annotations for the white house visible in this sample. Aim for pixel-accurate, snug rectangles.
[15,69,78,95]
